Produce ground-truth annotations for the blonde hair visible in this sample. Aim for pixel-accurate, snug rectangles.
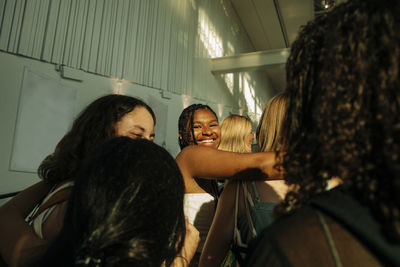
[256,92,288,152]
[218,115,252,153]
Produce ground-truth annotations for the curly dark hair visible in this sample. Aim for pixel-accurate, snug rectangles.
[34,137,185,267]
[277,0,400,240]
[38,94,156,185]
[178,104,218,150]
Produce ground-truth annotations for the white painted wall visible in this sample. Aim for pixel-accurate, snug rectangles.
[0,0,278,199]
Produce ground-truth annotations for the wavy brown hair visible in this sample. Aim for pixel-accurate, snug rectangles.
[38,94,156,185]
[277,0,400,240]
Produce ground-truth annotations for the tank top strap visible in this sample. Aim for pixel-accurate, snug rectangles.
[251,181,261,203]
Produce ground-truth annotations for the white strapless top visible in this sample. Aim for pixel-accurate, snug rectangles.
[184,193,215,252]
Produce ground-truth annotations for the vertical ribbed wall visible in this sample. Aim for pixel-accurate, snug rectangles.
[0,0,271,110]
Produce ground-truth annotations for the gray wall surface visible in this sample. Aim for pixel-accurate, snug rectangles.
[0,0,277,198]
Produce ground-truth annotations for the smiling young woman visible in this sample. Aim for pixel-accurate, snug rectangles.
[177,104,221,266]
[114,106,156,141]
[178,104,221,195]
[191,109,221,149]
[178,104,221,151]
[176,104,283,266]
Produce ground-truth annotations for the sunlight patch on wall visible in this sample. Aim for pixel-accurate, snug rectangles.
[111,79,127,95]
[181,94,192,108]
[224,73,234,95]
[198,8,223,58]
[243,77,255,113]
[255,100,263,119]
[254,111,262,122]
[217,103,224,118]
[227,41,235,55]
[241,73,262,115]
[223,42,235,95]
[238,74,243,95]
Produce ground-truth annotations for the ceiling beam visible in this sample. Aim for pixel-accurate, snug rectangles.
[211,48,290,74]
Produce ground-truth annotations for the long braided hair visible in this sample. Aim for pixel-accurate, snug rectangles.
[178,104,218,150]
[277,0,400,241]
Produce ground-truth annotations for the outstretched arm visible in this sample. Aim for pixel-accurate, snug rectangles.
[176,146,283,187]
[0,181,52,266]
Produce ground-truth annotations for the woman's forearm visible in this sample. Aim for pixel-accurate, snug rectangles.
[176,146,283,180]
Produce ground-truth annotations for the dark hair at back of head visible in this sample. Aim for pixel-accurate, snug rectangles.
[278,0,400,241]
[178,104,218,150]
[35,137,185,267]
[38,94,156,185]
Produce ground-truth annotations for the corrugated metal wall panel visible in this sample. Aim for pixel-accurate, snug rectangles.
[160,1,172,91]
[0,0,6,26]
[146,0,158,87]
[0,0,23,52]
[168,1,178,93]
[52,0,71,64]
[83,0,102,73]
[0,0,271,109]
[152,0,165,89]
[121,1,138,81]
[17,0,41,57]
[185,1,196,97]
[42,0,61,61]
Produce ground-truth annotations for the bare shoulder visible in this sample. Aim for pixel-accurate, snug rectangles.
[42,200,68,242]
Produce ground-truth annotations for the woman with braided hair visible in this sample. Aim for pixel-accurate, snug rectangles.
[246,0,400,266]
[200,94,289,267]
[178,104,221,197]
[176,104,283,265]
[177,104,221,266]
[178,104,221,152]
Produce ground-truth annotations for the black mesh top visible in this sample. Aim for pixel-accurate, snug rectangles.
[245,187,400,267]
